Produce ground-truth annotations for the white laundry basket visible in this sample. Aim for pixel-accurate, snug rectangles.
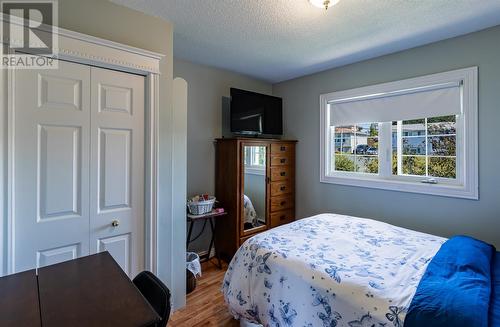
[187,196,216,215]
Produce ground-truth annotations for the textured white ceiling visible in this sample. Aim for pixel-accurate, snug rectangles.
[111,0,500,83]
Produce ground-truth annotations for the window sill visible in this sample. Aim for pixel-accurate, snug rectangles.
[320,174,478,200]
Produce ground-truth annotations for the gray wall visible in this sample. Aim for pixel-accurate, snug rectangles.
[174,59,272,252]
[273,25,500,248]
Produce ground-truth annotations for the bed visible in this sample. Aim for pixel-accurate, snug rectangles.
[223,213,499,327]
[243,194,258,227]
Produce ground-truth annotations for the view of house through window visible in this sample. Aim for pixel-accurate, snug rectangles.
[392,115,457,179]
[331,115,457,179]
[333,123,379,173]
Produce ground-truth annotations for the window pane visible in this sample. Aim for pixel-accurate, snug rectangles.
[354,124,378,155]
[354,133,368,154]
[334,126,355,153]
[367,124,379,155]
[403,119,425,136]
[427,136,456,156]
[392,153,398,175]
[427,115,456,135]
[402,137,426,155]
[354,124,368,155]
[391,126,398,155]
[367,137,378,155]
[391,123,398,174]
[255,146,266,166]
[369,123,379,137]
[244,147,251,165]
[335,155,355,172]
[429,157,456,178]
[393,117,458,180]
[357,123,379,137]
[333,123,379,174]
[356,156,378,173]
[246,146,266,166]
[402,156,426,176]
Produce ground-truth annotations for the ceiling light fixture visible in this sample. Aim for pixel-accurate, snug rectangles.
[309,0,340,10]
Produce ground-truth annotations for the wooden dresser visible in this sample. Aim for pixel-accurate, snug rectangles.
[214,138,296,262]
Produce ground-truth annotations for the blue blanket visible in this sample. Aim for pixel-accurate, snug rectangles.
[490,251,500,327]
[405,235,495,327]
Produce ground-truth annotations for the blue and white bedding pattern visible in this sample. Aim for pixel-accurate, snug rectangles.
[243,194,258,226]
[222,213,446,327]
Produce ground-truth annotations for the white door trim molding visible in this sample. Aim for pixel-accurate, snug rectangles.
[0,14,163,74]
[0,24,163,276]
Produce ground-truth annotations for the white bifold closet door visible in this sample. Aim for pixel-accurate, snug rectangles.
[89,67,144,278]
[13,60,145,277]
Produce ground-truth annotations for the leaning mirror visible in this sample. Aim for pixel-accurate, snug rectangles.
[242,145,267,231]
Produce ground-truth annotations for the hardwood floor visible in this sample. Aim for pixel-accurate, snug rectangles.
[169,261,239,327]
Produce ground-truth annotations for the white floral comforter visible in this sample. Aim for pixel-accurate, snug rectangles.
[244,194,258,226]
[222,213,446,327]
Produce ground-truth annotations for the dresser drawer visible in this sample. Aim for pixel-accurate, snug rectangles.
[270,210,294,228]
[271,143,293,155]
[270,154,292,166]
[270,166,292,181]
[270,195,293,212]
[270,181,292,196]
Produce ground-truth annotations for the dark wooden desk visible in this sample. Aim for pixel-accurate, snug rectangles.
[0,252,160,327]
[0,269,41,327]
[37,251,160,327]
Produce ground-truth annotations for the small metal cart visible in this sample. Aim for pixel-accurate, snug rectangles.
[186,210,227,269]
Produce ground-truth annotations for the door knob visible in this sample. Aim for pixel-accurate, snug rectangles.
[111,219,120,227]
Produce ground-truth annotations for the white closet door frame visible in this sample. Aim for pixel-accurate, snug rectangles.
[0,26,163,276]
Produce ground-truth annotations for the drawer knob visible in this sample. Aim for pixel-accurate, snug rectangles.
[280,201,286,206]
[280,172,286,176]
[280,158,286,164]
[280,146,286,151]
[280,186,286,191]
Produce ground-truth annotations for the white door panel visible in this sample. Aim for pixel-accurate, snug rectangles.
[99,128,131,210]
[36,243,81,268]
[14,60,91,272]
[38,74,83,111]
[99,84,132,114]
[38,125,82,220]
[90,67,145,277]
[97,233,131,275]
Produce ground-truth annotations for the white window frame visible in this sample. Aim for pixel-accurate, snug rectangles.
[244,146,266,175]
[320,67,478,199]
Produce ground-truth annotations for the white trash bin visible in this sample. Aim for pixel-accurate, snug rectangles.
[186,252,201,294]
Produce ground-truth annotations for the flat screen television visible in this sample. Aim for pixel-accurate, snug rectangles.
[230,88,283,135]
